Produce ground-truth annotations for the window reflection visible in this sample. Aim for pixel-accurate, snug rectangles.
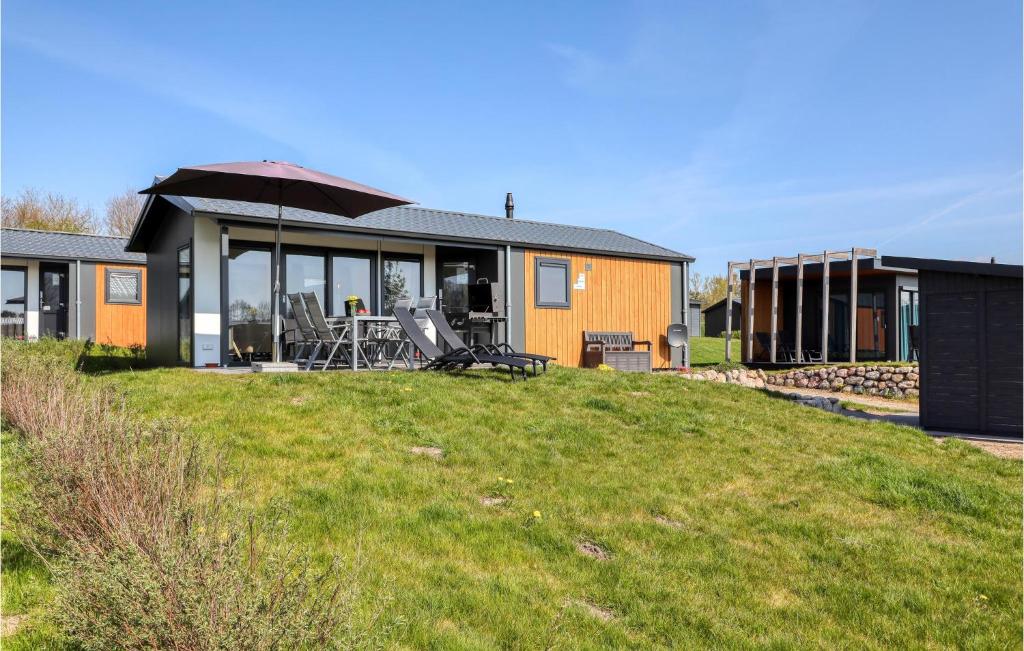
[286,253,327,314]
[229,246,272,362]
[383,258,421,314]
[1,267,27,339]
[332,255,372,316]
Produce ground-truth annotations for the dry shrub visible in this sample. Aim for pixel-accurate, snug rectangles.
[1,342,394,649]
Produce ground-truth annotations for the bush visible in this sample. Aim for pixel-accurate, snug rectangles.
[2,340,389,648]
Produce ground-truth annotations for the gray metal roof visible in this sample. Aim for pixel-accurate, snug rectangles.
[174,196,692,262]
[1,228,145,263]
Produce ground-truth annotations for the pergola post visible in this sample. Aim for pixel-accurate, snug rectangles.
[821,251,830,364]
[746,258,756,362]
[769,257,779,363]
[849,248,858,363]
[725,262,734,362]
[795,253,804,363]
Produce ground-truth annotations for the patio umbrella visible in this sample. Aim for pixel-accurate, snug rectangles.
[140,161,414,363]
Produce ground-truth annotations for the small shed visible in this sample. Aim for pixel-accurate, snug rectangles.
[882,257,1023,438]
[702,297,742,338]
[689,300,702,336]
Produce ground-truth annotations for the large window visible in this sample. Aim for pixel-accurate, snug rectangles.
[177,245,192,364]
[331,254,373,316]
[1,266,27,339]
[382,256,422,315]
[285,253,327,314]
[899,288,919,361]
[105,268,142,304]
[228,246,272,362]
[535,257,570,308]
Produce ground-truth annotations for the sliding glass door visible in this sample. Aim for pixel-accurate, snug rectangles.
[285,253,327,314]
[382,256,422,314]
[228,245,272,363]
[331,253,374,316]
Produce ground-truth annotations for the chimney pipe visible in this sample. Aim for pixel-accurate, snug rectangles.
[505,192,514,219]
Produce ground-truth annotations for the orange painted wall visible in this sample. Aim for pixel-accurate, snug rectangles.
[94,263,147,347]
[523,250,673,367]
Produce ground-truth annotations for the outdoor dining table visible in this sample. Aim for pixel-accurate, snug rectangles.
[327,314,412,371]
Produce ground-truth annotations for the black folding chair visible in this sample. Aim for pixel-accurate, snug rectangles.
[300,292,354,370]
[287,293,322,368]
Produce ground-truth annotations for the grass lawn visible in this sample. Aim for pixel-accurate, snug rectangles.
[689,336,738,366]
[4,366,1021,648]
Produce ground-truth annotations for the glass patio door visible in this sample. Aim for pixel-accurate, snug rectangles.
[228,245,272,363]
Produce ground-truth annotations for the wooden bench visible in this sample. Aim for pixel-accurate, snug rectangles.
[582,331,652,372]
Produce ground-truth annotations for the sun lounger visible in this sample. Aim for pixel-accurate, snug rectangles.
[392,306,530,380]
[424,309,554,374]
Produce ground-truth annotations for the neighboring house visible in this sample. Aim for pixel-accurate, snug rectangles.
[702,297,742,338]
[1,228,147,346]
[126,195,694,368]
[729,250,919,364]
[688,300,702,336]
[881,256,1023,438]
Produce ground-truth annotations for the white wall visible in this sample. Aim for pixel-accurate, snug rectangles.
[192,217,222,366]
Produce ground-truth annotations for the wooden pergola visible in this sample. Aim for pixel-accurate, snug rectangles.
[725,247,877,364]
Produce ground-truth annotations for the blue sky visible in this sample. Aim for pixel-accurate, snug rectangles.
[2,1,1021,273]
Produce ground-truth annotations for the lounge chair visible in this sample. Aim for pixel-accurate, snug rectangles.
[425,309,554,375]
[392,306,530,380]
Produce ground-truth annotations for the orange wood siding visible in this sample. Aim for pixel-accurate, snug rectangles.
[523,250,673,367]
[94,264,146,347]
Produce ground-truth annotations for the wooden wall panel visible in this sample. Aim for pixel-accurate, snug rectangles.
[523,250,673,368]
[94,263,147,347]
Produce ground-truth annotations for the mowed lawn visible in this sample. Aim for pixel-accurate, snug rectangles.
[689,336,735,366]
[9,366,1024,647]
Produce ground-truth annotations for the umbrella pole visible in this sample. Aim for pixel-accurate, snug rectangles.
[272,190,283,363]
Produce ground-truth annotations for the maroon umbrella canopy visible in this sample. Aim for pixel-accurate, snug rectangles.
[141,161,414,365]
[139,160,413,218]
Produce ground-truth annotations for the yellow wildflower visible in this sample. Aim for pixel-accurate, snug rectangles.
[533,510,542,519]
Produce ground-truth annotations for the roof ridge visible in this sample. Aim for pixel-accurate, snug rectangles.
[1,226,129,241]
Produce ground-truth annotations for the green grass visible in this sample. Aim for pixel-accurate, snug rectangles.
[689,336,740,366]
[4,366,1021,648]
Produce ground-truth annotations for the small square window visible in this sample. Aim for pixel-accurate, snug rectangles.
[535,257,570,308]
[105,269,142,305]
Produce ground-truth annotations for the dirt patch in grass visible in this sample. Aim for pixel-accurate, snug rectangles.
[576,540,610,561]
[480,496,507,507]
[1,614,27,637]
[290,396,307,406]
[410,446,444,459]
[569,599,614,622]
[628,391,651,397]
[654,515,684,529]
[766,589,799,609]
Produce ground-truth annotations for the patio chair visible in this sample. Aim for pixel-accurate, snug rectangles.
[425,309,553,375]
[287,293,322,366]
[300,292,356,371]
[392,306,530,380]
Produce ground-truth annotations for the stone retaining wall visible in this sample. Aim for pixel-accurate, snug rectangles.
[686,368,767,388]
[764,365,919,398]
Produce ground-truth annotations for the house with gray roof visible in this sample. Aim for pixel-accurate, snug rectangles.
[127,192,694,368]
[1,227,147,344]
